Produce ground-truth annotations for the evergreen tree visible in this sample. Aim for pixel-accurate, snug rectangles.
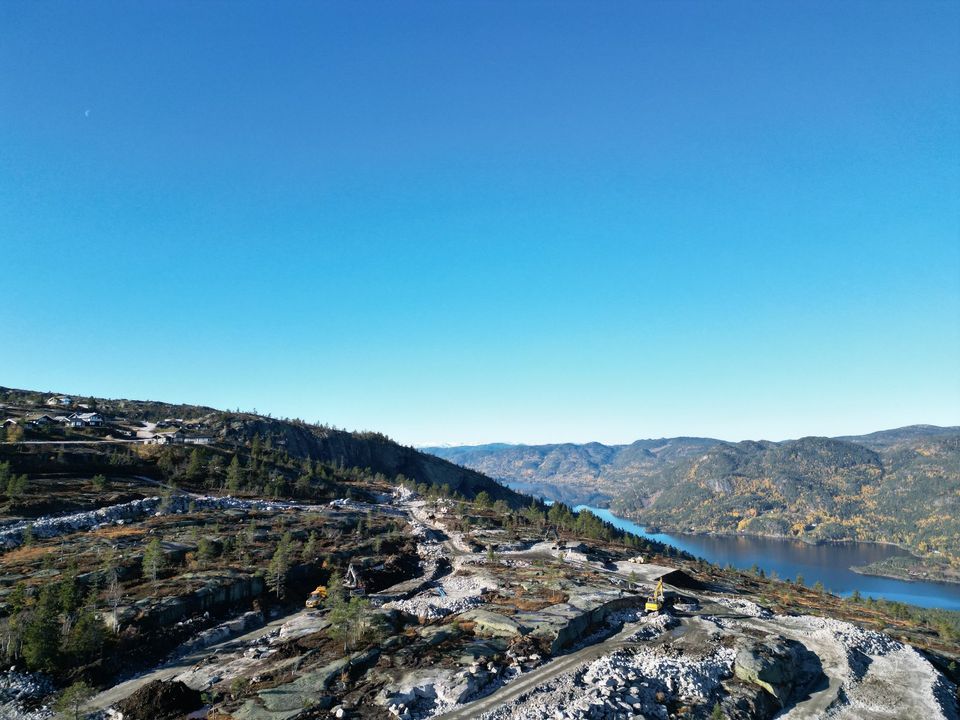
[186,449,206,483]
[55,680,95,720]
[6,469,28,498]
[226,456,243,493]
[266,533,293,599]
[22,585,60,672]
[65,589,104,663]
[142,537,165,583]
[303,531,318,562]
[197,537,218,566]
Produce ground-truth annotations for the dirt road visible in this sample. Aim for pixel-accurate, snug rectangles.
[435,619,649,720]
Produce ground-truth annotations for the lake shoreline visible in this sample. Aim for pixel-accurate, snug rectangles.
[613,517,960,587]
[604,511,946,573]
[850,556,960,587]
[574,505,960,610]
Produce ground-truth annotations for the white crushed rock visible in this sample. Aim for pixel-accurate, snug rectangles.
[711,596,773,618]
[0,494,329,550]
[0,670,54,720]
[386,573,497,620]
[480,644,735,720]
[770,614,959,720]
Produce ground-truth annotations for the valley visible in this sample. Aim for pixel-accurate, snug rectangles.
[425,427,960,585]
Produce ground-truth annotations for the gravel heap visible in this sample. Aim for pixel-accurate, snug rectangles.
[482,643,734,720]
[114,679,202,720]
[711,597,773,619]
[386,573,495,620]
[772,614,959,720]
[0,671,54,720]
[0,494,326,550]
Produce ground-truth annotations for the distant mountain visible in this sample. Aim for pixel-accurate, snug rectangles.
[424,426,960,556]
[423,437,721,506]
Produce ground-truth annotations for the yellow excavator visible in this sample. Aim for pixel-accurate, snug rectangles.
[305,585,328,608]
[645,578,665,612]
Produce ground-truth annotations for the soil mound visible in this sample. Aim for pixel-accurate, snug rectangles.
[115,679,202,720]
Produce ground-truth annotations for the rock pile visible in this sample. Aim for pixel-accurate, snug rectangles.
[386,574,494,620]
[483,644,735,720]
[0,670,53,720]
[384,660,509,719]
[0,493,328,550]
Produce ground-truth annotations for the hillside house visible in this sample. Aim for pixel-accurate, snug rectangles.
[46,396,73,407]
[152,429,212,445]
[64,412,105,428]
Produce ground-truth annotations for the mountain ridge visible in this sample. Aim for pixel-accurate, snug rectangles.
[424,425,960,558]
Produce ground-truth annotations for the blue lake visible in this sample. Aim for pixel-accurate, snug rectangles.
[573,505,960,611]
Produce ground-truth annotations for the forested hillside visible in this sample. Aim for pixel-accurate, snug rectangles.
[425,438,720,506]
[426,427,960,558]
[0,386,526,507]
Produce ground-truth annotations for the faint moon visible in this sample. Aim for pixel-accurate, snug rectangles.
[84,109,90,117]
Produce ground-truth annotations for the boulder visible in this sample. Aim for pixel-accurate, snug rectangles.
[719,678,781,720]
[458,610,524,638]
[733,636,824,706]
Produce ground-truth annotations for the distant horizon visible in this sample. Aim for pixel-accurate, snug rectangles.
[414,423,960,449]
[2,382,956,449]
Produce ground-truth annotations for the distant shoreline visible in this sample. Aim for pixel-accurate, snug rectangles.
[583,507,960,587]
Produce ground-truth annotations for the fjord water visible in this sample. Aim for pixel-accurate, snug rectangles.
[574,505,960,611]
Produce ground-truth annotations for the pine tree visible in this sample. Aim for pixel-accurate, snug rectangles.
[303,531,318,562]
[226,456,243,493]
[22,585,60,672]
[266,533,293,600]
[186,449,206,483]
[55,680,95,720]
[142,537,165,584]
[6,469,28,498]
[65,589,104,663]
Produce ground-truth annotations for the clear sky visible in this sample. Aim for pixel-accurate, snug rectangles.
[1,1,958,446]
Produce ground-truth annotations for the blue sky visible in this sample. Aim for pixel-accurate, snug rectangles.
[1,1,958,446]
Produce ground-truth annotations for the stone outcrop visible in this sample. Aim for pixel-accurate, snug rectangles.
[733,635,825,706]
